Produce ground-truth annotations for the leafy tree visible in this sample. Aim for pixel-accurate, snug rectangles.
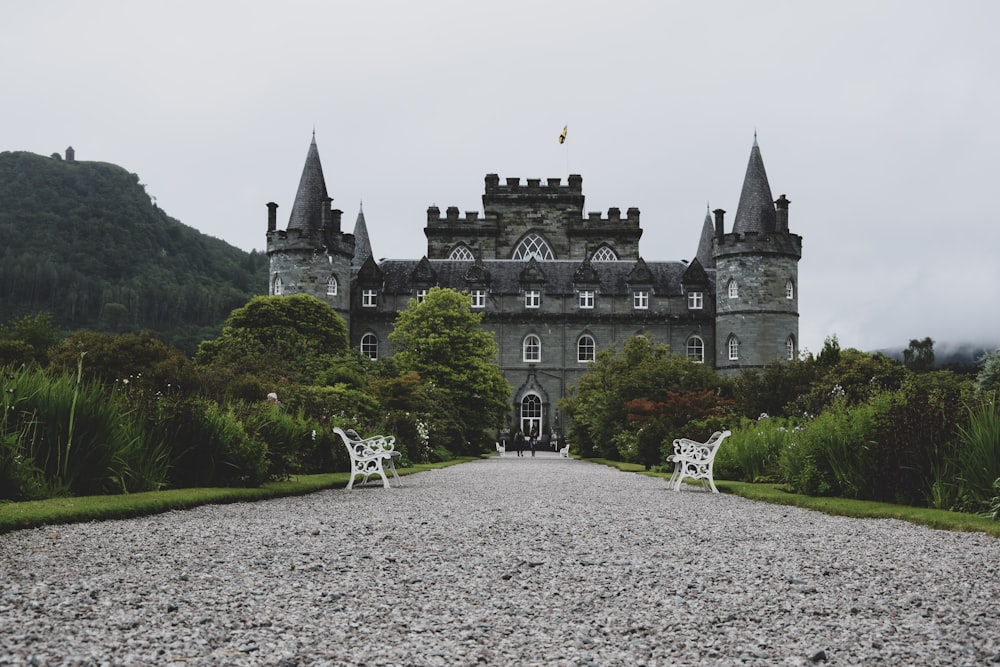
[0,312,58,367]
[196,294,349,396]
[388,287,510,454]
[733,358,819,419]
[787,347,908,417]
[903,336,936,373]
[974,348,1000,394]
[561,336,726,460]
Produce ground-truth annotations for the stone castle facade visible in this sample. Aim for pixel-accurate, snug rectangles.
[266,134,802,438]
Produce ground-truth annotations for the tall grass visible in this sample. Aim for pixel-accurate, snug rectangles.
[714,417,795,483]
[953,396,1000,513]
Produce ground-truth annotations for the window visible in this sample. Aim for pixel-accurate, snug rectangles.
[471,289,486,309]
[272,275,283,296]
[520,394,542,437]
[361,333,378,360]
[687,336,705,363]
[512,233,554,260]
[728,335,740,361]
[786,280,795,300]
[578,334,596,362]
[327,276,338,296]
[523,334,541,362]
[578,290,594,309]
[727,280,738,299]
[416,289,428,303]
[525,290,540,308]
[591,246,618,262]
[362,289,378,307]
[786,335,796,360]
[449,245,474,260]
[688,291,703,309]
[633,290,648,310]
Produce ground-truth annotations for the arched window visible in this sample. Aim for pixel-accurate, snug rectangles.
[577,334,596,362]
[520,394,542,438]
[512,233,554,260]
[449,244,475,260]
[686,336,705,363]
[361,333,378,360]
[327,276,338,296]
[786,335,796,360]
[786,280,795,300]
[272,274,283,296]
[727,279,739,299]
[591,245,618,262]
[523,334,541,362]
[727,335,740,361]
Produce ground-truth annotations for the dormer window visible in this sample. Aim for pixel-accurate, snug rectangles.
[512,233,554,260]
[525,290,541,308]
[362,289,378,307]
[688,291,703,309]
[471,289,486,309]
[633,290,649,310]
[578,290,595,309]
[416,289,428,303]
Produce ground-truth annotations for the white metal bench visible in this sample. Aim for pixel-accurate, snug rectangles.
[496,441,506,456]
[334,427,401,489]
[667,430,731,493]
[559,443,569,457]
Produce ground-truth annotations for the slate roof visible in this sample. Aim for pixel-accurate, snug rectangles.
[352,204,372,266]
[695,205,715,269]
[372,259,714,296]
[286,134,329,232]
[732,136,776,234]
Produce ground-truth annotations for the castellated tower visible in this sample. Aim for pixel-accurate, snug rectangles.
[266,135,356,328]
[712,137,802,373]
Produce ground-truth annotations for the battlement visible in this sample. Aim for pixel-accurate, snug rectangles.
[426,206,498,225]
[714,230,802,258]
[580,207,641,226]
[484,173,583,195]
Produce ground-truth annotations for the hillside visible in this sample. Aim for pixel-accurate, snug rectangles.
[0,150,267,353]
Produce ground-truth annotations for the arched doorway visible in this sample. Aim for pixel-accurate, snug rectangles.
[520,393,542,438]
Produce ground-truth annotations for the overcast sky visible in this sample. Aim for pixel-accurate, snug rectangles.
[4,1,999,356]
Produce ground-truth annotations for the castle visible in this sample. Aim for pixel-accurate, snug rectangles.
[266,134,802,438]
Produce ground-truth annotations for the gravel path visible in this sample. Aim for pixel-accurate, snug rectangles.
[2,452,999,666]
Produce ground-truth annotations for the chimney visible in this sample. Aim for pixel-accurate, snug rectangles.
[267,202,278,232]
[713,208,726,240]
[774,195,790,232]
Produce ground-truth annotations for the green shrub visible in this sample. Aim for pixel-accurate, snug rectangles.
[953,396,1000,513]
[715,416,796,483]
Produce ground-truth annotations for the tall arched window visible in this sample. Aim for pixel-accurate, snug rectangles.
[449,244,475,260]
[577,334,596,362]
[727,279,739,299]
[523,334,541,362]
[327,276,338,296]
[512,233,554,260]
[786,335,796,360]
[686,336,705,363]
[272,274,283,296]
[520,394,542,438]
[727,335,740,361]
[360,333,378,360]
[786,280,795,300]
[591,245,618,262]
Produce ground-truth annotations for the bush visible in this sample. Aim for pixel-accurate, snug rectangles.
[952,396,1000,513]
[714,416,797,483]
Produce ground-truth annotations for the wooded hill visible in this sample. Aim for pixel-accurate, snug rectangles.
[0,150,267,353]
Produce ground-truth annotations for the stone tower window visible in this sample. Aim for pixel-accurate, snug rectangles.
[786,280,795,300]
[272,275,283,296]
[523,334,541,362]
[727,280,739,299]
[327,276,338,296]
[591,245,618,262]
[687,336,705,363]
[786,335,796,360]
[512,233,554,260]
[727,335,740,361]
[577,334,596,362]
[449,244,475,260]
[361,333,379,360]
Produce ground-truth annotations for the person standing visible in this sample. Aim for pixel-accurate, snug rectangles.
[529,427,538,457]
[514,429,525,457]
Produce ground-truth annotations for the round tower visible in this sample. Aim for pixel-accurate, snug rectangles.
[713,139,802,373]
[266,135,355,327]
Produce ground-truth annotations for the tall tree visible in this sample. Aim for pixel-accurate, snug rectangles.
[388,288,510,453]
[903,336,936,373]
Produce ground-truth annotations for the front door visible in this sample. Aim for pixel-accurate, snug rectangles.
[521,393,542,438]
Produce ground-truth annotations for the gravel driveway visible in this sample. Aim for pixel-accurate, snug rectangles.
[2,452,999,666]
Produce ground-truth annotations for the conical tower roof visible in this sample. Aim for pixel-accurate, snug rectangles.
[352,203,372,267]
[286,133,329,233]
[695,204,715,269]
[732,135,776,234]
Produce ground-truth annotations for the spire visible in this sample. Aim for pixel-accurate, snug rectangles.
[695,203,715,269]
[352,203,373,267]
[286,134,329,233]
[732,136,776,234]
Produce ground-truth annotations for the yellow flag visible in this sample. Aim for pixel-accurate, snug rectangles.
[558,125,568,144]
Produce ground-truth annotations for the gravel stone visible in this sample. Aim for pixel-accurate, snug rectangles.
[2,452,999,665]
